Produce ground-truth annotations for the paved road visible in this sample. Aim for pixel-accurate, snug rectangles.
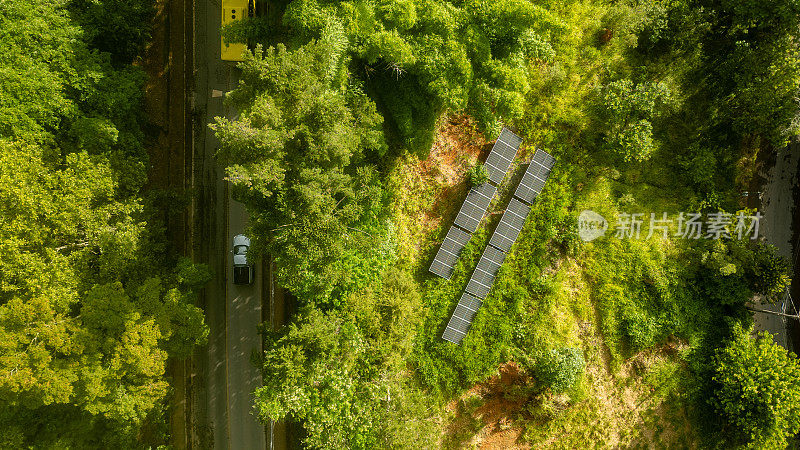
[194,0,268,448]
[753,139,800,349]
[226,195,267,450]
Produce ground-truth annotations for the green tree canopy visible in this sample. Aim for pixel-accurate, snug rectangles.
[211,41,389,302]
[708,327,800,448]
[233,0,568,154]
[254,269,438,448]
[0,0,209,446]
[594,79,671,162]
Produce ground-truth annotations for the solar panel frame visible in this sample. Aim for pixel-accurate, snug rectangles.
[514,149,555,204]
[477,245,506,276]
[459,292,483,311]
[498,128,524,148]
[488,198,531,253]
[484,128,523,184]
[465,272,494,299]
[429,225,472,279]
[453,183,497,233]
[452,303,479,323]
[532,148,556,170]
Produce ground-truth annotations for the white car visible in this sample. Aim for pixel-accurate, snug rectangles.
[232,234,254,285]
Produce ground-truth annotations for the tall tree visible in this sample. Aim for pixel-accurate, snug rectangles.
[0,0,210,446]
[254,269,438,449]
[228,0,567,154]
[707,327,800,448]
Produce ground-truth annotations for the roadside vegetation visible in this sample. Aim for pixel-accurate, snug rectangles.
[0,0,209,447]
[214,0,800,448]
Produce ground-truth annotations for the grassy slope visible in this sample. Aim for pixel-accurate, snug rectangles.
[384,1,713,446]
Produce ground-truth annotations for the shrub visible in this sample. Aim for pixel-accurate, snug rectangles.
[594,79,671,162]
[467,162,490,187]
[535,347,585,393]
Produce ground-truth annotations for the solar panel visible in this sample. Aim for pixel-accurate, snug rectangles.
[465,245,506,299]
[484,128,523,184]
[442,323,467,344]
[453,183,497,233]
[459,291,483,311]
[532,148,556,170]
[514,149,555,204]
[488,198,531,253]
[429,225,472,279]
[441,292,484,344]
[452,302,479,324]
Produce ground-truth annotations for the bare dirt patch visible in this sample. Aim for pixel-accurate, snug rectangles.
[423,114,489,183]
[391,114,490,264]
[420,114,490,228]
[442,362,532,449]
[441,310,696,449]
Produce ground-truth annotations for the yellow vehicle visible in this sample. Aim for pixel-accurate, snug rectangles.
[221,0,253,61]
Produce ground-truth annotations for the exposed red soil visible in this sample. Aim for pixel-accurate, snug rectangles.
[474,363,532,450]
[445,362,533,449]
[411,114,491,236]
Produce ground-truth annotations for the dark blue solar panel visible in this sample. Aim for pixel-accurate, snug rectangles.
[453,183,497,233]
[514,149,555,204]
[429,225,473,279]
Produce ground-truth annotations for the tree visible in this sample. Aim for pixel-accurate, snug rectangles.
[594,79,671,162]
[693,0,800,147]
[532,347,585,394]
[272,0,568,154]
[211,41,388,302]
[693,239,789,308]
[708,328,800,448]
[70,0,155,65]
[254,269,436,449]
[0,0,210,446]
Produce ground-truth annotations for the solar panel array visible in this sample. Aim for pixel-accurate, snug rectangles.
[442,148,557,345]
[429,127,523,282]
[515,149,556,204]
[429,225,473,279]
[465,245,506,299]
[453,183,497,233]
[484,128,523,184]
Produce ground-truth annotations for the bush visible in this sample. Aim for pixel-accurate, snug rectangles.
[71,0,155,65]
[535,347,585,393]
[467,162,490,187]
[594,79,671,162]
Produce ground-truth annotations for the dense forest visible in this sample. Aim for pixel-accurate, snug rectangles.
[218,0,800,448]
[0,0,208,447]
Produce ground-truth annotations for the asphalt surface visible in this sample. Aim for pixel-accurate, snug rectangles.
[753,139,800,349]
[194,0,268,447]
